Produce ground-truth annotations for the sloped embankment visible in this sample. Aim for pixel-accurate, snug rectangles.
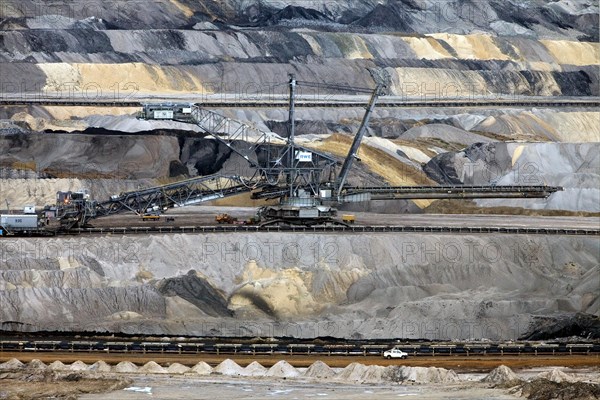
[424,142,600,212]
[2,30,597,98]
[1,232,597,339]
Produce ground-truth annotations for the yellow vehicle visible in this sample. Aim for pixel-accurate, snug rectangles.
[342,214,356,224]
[142,213,160,221]
[215,213,237,224]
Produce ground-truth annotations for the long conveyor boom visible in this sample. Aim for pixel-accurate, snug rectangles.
[57,174,261,227]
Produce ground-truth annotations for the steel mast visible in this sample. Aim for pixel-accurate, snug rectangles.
[288,74,296,199]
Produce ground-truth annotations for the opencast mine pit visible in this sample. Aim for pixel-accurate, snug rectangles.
[1,0,599,399]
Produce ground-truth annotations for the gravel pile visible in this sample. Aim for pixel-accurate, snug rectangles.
[190,361,212,375]
[336,362,370,382]
[89,360,112,373]
[47,361,67,371]
[213,359,245,376]
[138,361,167,374]
[535,368,576,383]
[69,361,89,371]
[385,366,461,384]
[0,358,25,370]
[303,360,336,379]
[243,361,268,377]
[26,359,47,370]
[265,360,300,378]
[166,363,191,374]
[480,365,521,387]
[113,361,139,373]
[361,365,388,383]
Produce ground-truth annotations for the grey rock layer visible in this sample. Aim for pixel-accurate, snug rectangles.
[1,233,597,339]
[0,133,179,179]
[425,142,600,212]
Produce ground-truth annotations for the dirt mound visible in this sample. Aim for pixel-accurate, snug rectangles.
[113,361,139,373]
[265,360,300,378]
[190,361,212,375]
[138,361,167,374]
[481,365,521,386]
[362,365,388,383]
[26,359,47,370]
[535,368,576,383]
[69,361,89,371]
[243,361,267,376]
[384,366,460,384]
[303,361,336,379]
[214,359,244,376]
[89,361,112,373]
[166,363,190,374]
[336,362,387,383]
[518,379,600,400]
[47,361,67,371]
[336,362,369,382]
[0,358,25,370]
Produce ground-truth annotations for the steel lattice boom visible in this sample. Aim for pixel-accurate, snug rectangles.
[54,75,564,228]
[56,175,258,227]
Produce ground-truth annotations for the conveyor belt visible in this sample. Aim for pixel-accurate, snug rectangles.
[1,338,597,357]
[1,99,598,108]
[64,224,599,236]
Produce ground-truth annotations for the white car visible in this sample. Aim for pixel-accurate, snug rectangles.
[383,348,408,359]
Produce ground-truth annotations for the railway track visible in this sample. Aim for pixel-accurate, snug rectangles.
[1,339,597,358]
[1,99,599,108]
[62,224,599,236]
[4,224,597,237]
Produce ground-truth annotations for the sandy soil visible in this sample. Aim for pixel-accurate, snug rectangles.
[78,376,521,400]
[0,372,131,400]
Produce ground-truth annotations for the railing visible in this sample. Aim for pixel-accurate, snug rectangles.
[67,225,599,236]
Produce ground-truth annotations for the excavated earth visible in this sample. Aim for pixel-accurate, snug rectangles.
[1,232,597,339]
[0,0,598,342]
